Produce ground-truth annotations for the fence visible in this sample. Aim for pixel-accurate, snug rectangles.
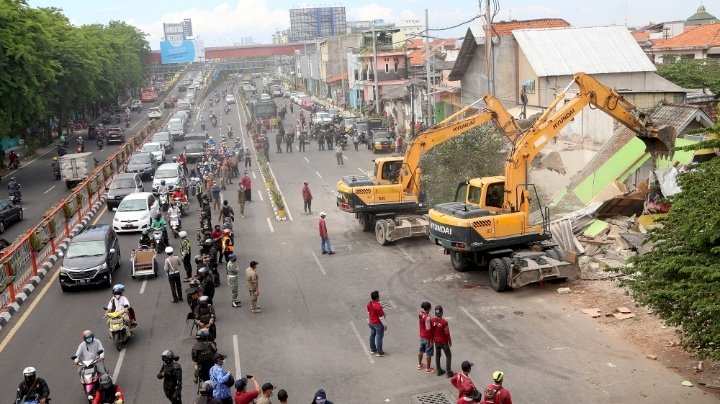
[0,123,157,313]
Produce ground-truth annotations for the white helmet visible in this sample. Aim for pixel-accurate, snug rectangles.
[165,246,174,254]
[179,231,188,238]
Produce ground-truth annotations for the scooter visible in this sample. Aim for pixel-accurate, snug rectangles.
[9,189,21,205]
[158,193,169,213]
[169,209,181,239]
[70,351,103,403]
[152,229,165,253]
[224,106,230,115]
[96,137,104,151]
[9,158,19,170]
[105,310,131,351]
[52,161,61,180]
[201,122,206,131]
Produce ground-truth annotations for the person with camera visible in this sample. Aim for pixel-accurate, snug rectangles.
[232,375,260,404]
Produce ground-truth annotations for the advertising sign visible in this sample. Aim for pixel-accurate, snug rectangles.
[160,39,205,64]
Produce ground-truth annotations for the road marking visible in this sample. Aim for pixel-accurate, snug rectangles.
[257,191,263,201]
[43,186,55,194]
[315,171,322,179]
[343,154,349,160]
[460,306,505,348]
[304,157,310,163]
[266,218,274,233]
[139,279,147,294]
[311,252,327,275]
[94,206,108,223]
[112,349,126,383]
[233,334,242,378]
[398,246,417,263]
[357,168,367,175]
[349,321,375,364]
[251,171,256,179]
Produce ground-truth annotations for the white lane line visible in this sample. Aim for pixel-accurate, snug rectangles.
[43,185,55,194]
[257,191,263,201]
[112,349,126,383]
[315,171,323,179]
[251,171,256,179]
[343,154,349,160]
[266,218,274,232]
[349,321,375,364]
[304,156,310,163]
[357,168,367,175]
[139,279,147,294]
[460,306,505,348]
[311,252,327,275]
[233,334,242,378]
[398,246,417,264]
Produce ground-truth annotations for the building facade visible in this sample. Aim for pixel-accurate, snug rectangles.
[289,7,347,42]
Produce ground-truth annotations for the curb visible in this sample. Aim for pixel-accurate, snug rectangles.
[0,196,107,331]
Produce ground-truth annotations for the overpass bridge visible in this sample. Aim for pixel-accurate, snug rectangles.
[146,42,305,64]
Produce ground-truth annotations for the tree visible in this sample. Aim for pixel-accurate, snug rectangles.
[616,130,720,360]
[419,124,507,205]
[656,59,720,94]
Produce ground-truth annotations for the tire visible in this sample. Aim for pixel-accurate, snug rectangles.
[153,260,158,278]
[0,221,5,234]
[113,333,123,351]
[375,220,389,246]
[489,258,510,292]
[359,214,373,232]
[18,209,23,220]
[105,271,113,289]
[450,250,469,272]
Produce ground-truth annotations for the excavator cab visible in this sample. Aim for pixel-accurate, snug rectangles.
[374,157,404,185]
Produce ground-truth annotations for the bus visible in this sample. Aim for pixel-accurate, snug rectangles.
[140,87,159,103]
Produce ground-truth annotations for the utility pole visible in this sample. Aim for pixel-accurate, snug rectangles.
[372,21,380,115]
[338,36,346,108]
[484,0,495,95]
[425,9,433,127]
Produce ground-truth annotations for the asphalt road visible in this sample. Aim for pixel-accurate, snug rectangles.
[0,81,715,403]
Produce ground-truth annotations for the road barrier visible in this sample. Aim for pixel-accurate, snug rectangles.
[0,123,157,314]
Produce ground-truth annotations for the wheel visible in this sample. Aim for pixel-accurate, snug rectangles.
[18,209,23,220]
[359,213,373,232]
[375,220,389,246]
[450,250,469,272]
[0,221,5,234]
[489,258,510,292]
[115,252,121,270]
[113,333,123,351]
[105,271,113,289]
[153,260,158,277]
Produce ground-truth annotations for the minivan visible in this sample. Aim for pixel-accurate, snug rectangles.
[177,100,192,116]
[58,224,120,291]
[152,131,175,152]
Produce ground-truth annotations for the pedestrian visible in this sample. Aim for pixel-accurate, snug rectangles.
[241,172,252,202]
[275,131,283,153]
[298,131,306,152]
[244,148,252,168]
[191,328,217,383]
[211,182,222,212]
[180,231,193,281]
[285,132,293,154]
[220,200,235,224]
[311,389,333,404]
[484,371,512,404]
[157,350,182,404]
[302,181,313,215]
[417,301,436,373]
[479,387,497,404]
[289,102,294,113]
[164,247,183,303]
[352,133,359,151]
[226,254,241,308]
[234,376,260,404]
[367,290,387,357]
[277,389,288,403]
[245,261,261,313]
[432,305,453,377]
[318,212,334,255]
[255,383,274,404]
[334,143,344,166]
[450,361,476,400]
[209,353,233,404]
[237,183,246,218]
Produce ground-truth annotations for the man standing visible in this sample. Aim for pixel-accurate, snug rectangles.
[484,371,512,404]
[191,328,217,383]
[244,148,252,168]
[245,261,261,313]
[211,182,222,212]
[367,290,387,357]
[180,231,193,281]
[227,254,241,308]
[164,247,183,303]
[237,183,246,219]
[450,361,476,400]
[157,350,182,404]
[209,353,233,404]
[318,212,334,255]
[417,301,435,373]
[255,383,275,404]
[241,172,252,202]
[275,131,283,153]
[233,376,260,404]
[302,181,313,215]
[220,200,234,224]
[334,143,344,166]
[432,305,453,377]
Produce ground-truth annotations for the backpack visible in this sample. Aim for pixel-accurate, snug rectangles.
[223,373,235,387]
[222,205,231,218]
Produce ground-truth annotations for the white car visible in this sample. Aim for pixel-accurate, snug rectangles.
[225,94,236,104]
[147,107,162,120]
[140,142,165,163]
[112,192,160,233]
[313,112,332,125]
[293,93,307,104]
[259,93,272,102]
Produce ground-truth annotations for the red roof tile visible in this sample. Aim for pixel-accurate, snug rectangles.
[632,31,650,40]
[652,23,720,49]
[489,18,570,36]
[405,38,457,66]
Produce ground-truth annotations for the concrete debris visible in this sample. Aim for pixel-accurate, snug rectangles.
[646,354,658,360]
[617,307,632,314]
[581,308,602,318]
[682,380,694,387]
[613,312,636,320]
[541,151,567,175]
[549,218,585,254]
[696,361,704,372]
[557,287,572,294]
[583,219,609,238]
[702,384,720,390]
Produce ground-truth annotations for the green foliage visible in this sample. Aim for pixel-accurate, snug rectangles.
[614,157,720,360]
[271,188,284,210]
[419,124,507,205]
[656,59,720,94]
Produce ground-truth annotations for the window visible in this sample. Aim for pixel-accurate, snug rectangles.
[468,186,482,205]
[485,183,504,208]
[521,79,536,94]
[385,64,389,73]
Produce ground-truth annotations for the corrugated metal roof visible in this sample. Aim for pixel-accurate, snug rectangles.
[513,26,656,76]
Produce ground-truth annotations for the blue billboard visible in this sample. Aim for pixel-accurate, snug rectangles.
[160,39,202,64]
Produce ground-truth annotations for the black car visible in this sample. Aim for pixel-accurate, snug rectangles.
[0,200,23,233]
[126,152,158,180]
[106,173,144,209]
[58,224,120,291]
[99,115,113,125]
[106,127,125,143]
[184,141,205,162]
[163,99,175,109]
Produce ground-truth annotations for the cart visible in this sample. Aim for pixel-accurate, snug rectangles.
[131,247,158,279]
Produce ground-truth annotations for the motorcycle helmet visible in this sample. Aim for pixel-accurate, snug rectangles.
[198,295,210,306]
[112,284,125,296]
[10,177,15,182]
[161,180,166,185]
[172,156,178,162]
[179,231,187,238]
[82,330,94,343]
[165,246,174,255]
[199,380,213,395]
[52,156,58,161]
[196,328,210,341]
[161,350,175,363]
[99,374,113,389]
[23,367,36,383]
[203,239,212,246]
[142,229,148,236]
[198,267,208,276]
[223,228,230,234]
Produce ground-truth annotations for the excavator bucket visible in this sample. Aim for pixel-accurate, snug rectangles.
[639,124,676,158]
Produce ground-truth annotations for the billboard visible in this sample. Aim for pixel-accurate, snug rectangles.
[160,39,205,64]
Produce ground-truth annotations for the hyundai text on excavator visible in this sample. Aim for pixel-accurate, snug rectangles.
[336,95,523,245]
[428,72,676,292]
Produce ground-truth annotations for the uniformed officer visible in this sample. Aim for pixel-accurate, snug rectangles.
[157,350,182,404]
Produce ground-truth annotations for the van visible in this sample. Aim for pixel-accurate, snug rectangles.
[58,224,120,291]
[177,100,192,115]
[152,162,186,194]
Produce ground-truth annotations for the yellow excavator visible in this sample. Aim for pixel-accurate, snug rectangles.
[428,72,676,291]
[336,95,523,245]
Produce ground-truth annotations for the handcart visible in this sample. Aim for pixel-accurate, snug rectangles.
[131,247,158,279]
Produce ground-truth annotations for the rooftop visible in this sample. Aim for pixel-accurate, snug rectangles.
[490,18,571,36]
[686,5,718,26]
[652,22,720,50]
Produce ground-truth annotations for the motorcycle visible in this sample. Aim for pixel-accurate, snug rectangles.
[96,137,104,151]
[58,144,68,157]
[152,229,165,253]
[114,115,121,124]
[234,140,243,150]
[226,129,233,139]
[209,99,213,107]
[210,116,217,128]
[201,122,206,131]
[105,310,131,351]
[224,106,230,115]
[9,185,21,205]
[124,115,130,128]
[158,193,169,213]
[169,208,181,239]
[9,158,19,170]
[52,161,61,180]
[70,351,103,403]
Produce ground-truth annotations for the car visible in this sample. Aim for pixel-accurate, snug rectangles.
[140,142,165,163]
[0,199,23,233]
[106,173,144,209]
[259,93,272,102]
[225,94,236,104]
[282,90,291,98]
[173,110,189,126]
[293,93,307,104]
[163,99,175,109]
[313,112,332,125]
[184,141,205,163]
[148,107,162,120]
[178,84,187,92]
[372,131,396,154]
[343,116,358,134]
[176,100,192,116]
[112,192,160,233]
[184,132,208,142]
[165,120,185,141]
[87,124,106,140]
[301,98,315,110]
[126,152,158,180]
[130,100,143,112]
[152,131,175,152]
[58,224,120,291]
[106,127,125,143]
[152,163,186,193]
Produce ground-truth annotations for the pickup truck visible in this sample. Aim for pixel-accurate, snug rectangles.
[59,152,94,189]
[148,107,162,120]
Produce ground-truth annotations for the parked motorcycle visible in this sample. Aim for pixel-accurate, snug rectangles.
[70,351,103,403]
[105,310,131,351]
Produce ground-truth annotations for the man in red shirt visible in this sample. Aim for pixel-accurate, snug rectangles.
[484,371,512,404]
[319,212,334,255]
[417,301,435,373]
[367,290,387,357]
[241,172,252,202]
[233,376,260,404]
[302,181,313,214]
[432,305,453,377]
[450,361,476,400]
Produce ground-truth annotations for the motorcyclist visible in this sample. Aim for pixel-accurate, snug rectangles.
[151,213,169,247]
[167,201,182,231]
[74,330,107,374]
[157,179,169,195]
[125,107,130,116]
[96,134,104,150]
[105,284,134,336]
[207,136,216,149]
[77,136,85,153]
[191,329,217,384]
[157,350,182,404]
[8,177,21,199]
[157,180,170,213]
[51,157,60,177]
[15,367,50,404]
[138,229,154,249]
[92,374,124,404]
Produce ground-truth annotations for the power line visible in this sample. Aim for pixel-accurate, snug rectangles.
[429,14,481,31]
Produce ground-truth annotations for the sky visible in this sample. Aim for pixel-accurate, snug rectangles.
[28,0,717,49]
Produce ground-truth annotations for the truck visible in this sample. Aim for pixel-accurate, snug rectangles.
[59,152,95,189]
[336,95,522,245]
[427,72,676,292]
[250,100,277,121]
